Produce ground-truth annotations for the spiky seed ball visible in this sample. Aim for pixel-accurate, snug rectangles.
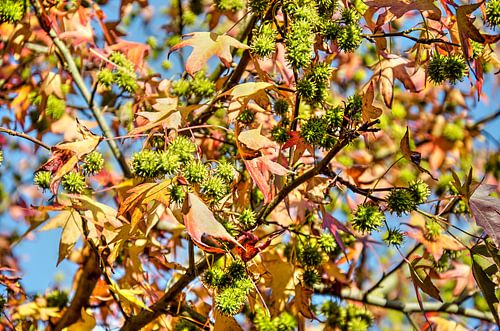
[285,20,314,69]
[298,243,323,267]
[46,95,66,120]
[271,125,291,143]
[46,290,69,309]
[0,0,25,24]
[442,122,465,142]
[202,267,226,289]
[384,227,405,247]
[296,78,318,102]
[433,253,450,273]
[300,116,335,148]
[215,0,245,11]
[238,208,256,229]
[324,21,342,41]
[131,150,160,178]
[274,99,290,115]
[184,160,209,184]
[215,159,236,183]
[302,268,320,288]
[444,54,468,84]
[325,105,344,128]
[341,7,361,24]
[201,176,228,201]
[321,301,347,327]
[250,23,277,58]
[172,79,191,97]
[114,69,139,93]
[424,219,442,241]
[190,72,216,98]
[471,41,485,59]
[409,180,431,204]
[346,317,369,331]
[337,24,362,52]
[109,52,135,71]
[34,171,51,190]
[158,151,180,176]
[427,53,447,85]
[386,188,417,216]
[168,136,196,164]
[97,69,114,87]
[83,152,104,175]
[275,312,297,331]
[486,0,500,27]
[352,203,385,233]
[62,172,86,194]
[237,109,255,124]
[318,233,337,253]
[249,0,270,15]
[215,286,247,315]
[169,184,186,204]
[227,260,247,281]
[346,304,374,324]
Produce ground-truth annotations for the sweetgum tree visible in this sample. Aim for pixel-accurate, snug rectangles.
[0,0,500,329]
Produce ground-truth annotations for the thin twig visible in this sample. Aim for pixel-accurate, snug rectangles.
[0,127,51,151]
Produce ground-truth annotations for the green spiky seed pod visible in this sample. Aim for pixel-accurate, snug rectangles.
[46,95,66,120]
[215,159,236,183]
[182,10,196,25]
[318,233,337,253]
[97,69,114,87]
[346,304,374,324]
[337,24,362,52]
[238,208,256,229]
[442,122,465,142]
[150,135,165,149]
[227,260,247,280]
[191,72,216,98]
[168,136,196,164]
[254,308,274,331]
[346,317,369,331]
[169,184,186,204]
[352,203,385,233]
[285,20,314,69]
[271,125,291,143]
[386,188,417,216]
[158,151,180,176]
[321,301,346,327]
[427,53,447,85]
[275,312,297,331]
[345,94,362,118]
[424,219,442,241]
[237,109,255,124]
[274,99,290,115]
[310,62,333,83]
[202,267,226,289]
[302,268,320,288]
[324,21,342,41]
[433,253,450,273]
[384,227,405,247]
[486,0,500,27]
[300,116,336,148]
[341,7,361,25]
[174,319,199,331]
[0,151,3,167]
[471,41,485,59]
[249,0,270,15]
[215,286,247,315]
[62,172,86,194]
[298,242,323,267]
[114,69,139,93]
[131,150,160,178]
[444,54,468,84]
[215,0,245,11]
[0,0,25,24]
[250,23,277,58]
[184,160,209,184]
[201,176,228,201]
[109,52,135,71]
[46,290,69,309]
[296,78,318,101]
[172,78,191,97]
[409,180,431,204]
[34,171,51,190]
[325,105,344,128]
[83,151,104,175]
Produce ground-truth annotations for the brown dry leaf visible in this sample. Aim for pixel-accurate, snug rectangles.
[293,285,315,319]
[214,310,243,331]
[238,125,276,151]
[366,0,441,21]
[169,32,250,75]
[182,193,242,253]
[362,81,383,121]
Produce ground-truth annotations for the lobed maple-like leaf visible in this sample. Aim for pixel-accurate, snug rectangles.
[469,184,500,248]
[169,32,250,75]
[366,0,441,21]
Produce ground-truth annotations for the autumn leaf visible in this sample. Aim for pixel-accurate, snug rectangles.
[469,184,500,248]
[169,32,250,75]
[67,308,96,331]
[109,280,152,311]
[362,81,383,121]
[238,124,276,151]
[40,72,65,99]
[214,310,243,331]
[400,127,437,180]
[471,253,500,324]
[131,97,181,134]
[221,82,274,101]
[366,0,441,21]
[182,193,243,253]
[409,256,442,302]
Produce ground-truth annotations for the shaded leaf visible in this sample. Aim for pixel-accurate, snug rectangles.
[469,184,500,247]
[362,81,383,121]
[471,254,500,325]
[169,32,249,75]
[366,0,441,21]
[409,256,442,301]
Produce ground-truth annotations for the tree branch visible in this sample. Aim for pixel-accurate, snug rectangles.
[363,31,460,47]
[0,127,51,151]
[30,0,132,178]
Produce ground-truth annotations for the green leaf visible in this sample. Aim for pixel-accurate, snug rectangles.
[471,254,500,325]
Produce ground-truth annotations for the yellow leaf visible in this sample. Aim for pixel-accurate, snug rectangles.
[131,97,181,134]
[238,125,275,151]
[41,72,64,99]
[66,308,96,331]
[214,310,243,331]
[222,82,274,101]
[109,280,152,311]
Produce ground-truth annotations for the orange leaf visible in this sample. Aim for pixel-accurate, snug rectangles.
[362,81,383,121]
[169,32,249,75]
[182,193,242,253]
